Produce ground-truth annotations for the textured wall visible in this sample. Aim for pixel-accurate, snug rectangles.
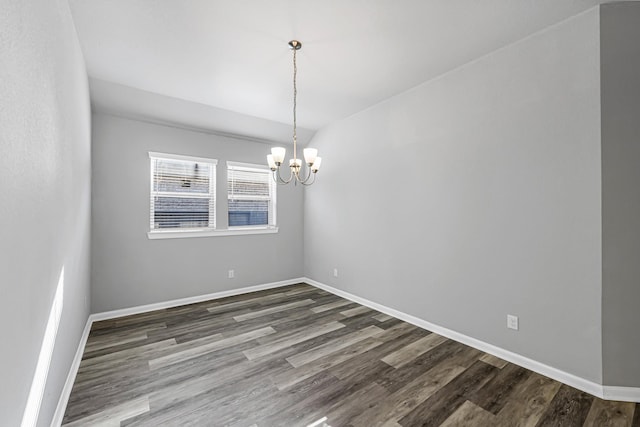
[91,113,304,313]
[0,0,92,425]
[304,8,603,382]
[601,2,640,387]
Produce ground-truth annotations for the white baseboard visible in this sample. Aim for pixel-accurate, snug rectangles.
[603,386,640,402]
[91,278,305,322]
[303,277,640,403]
[50,317,92,427]
[50,278,305,426]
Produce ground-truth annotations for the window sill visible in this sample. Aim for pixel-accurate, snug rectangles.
[147,227,278,240]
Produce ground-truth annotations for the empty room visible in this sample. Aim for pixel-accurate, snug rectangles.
[3,0,640,426]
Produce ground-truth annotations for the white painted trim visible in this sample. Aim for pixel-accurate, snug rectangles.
[226,160,270,171]
[148,151,218,165]
[50,317,92,427]
[603,386,640,403]
[147,227,278,239]
[91,278,304,322]
[303,277,640,403]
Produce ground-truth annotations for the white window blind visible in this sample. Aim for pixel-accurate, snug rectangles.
[227,161,276,228]
[149,152,217,231]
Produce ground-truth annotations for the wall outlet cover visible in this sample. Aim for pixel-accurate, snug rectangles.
[507,314,519,330]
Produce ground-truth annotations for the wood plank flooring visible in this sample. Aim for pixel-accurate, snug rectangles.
[62,283,640,426]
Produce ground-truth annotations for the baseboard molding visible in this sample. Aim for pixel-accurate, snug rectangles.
[603,386,640,402]
[303,277,640,403]
[50,317,92,427]
[91,278,306,322]
[50,277,305,426]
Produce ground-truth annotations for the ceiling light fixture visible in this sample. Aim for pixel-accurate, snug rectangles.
[267,40,321,185]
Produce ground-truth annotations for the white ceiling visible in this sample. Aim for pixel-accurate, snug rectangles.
[69,0,614,142]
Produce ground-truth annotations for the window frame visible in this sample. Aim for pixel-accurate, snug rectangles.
[148,151,217,237]
[147,153,279,240]
[226,161,277,230]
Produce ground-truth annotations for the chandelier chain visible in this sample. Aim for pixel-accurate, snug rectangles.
[292,44,298,161]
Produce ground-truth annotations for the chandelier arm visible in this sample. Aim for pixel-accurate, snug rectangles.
[277,175,292,185]
[273,166,294,184]
[298,171,317,186]
[294,164,312,184]
[272,168,283,184]
[286,165,296,183]
[271,171,285,184]
[292,167,302,183]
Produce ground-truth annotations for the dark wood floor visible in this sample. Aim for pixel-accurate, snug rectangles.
[62,283,640,426]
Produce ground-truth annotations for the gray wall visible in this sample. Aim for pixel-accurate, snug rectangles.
[0,0,92,425]
[601,2,640,387]
[304,8,603,382]
[91,113,304,313]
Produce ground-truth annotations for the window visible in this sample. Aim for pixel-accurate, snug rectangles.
[227,161,276,228]
[148,154,277,239]
[149,152,217,231]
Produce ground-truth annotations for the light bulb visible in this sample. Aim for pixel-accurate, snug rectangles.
[303,148,318,165]
[289,158,302,169]
[267,154,277,170]
[311,157,322,172]
[271,147,286,164]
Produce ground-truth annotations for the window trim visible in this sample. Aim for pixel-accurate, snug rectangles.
[226,160,277,230]
[147,227,278,239]
[148,151,217,234]
[149,151,219,165]
[147,154,279,239]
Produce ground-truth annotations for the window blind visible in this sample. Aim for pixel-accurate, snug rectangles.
[149,152,217,230]
[227,162,276,228]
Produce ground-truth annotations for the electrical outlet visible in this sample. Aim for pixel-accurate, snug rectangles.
[228,269,235,279]
[333,268,338,277]
[507,314,519,330]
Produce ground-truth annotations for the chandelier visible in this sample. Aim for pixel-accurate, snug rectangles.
[267,40,321,185]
